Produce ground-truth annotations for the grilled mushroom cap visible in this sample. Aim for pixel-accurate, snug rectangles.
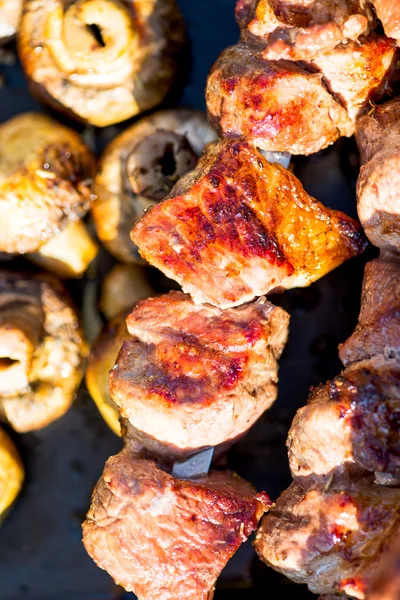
[0,112,96,258]
[0,428,24,525]
[93,110,217,263]
[0,0,22,45]
[99,263,154,320]
[18,0,185,127]
[0,272,88,432]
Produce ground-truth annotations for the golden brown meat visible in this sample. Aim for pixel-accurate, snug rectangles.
[0,112,97,275]
[355,98,400,250]
[83,448,270,599]
[109,291,289,459]
[0,272,87,432]
[288,355,400,482]
[86,312,128,436]
[19,0,185,127]
[255,477,400,599]
[206,44,353,155]
[99,263,155,321]
[206,35,395,155]
[0,428,24,525]
[370,0,400,45]
[339,253,400,366]
[0,0,22,44]
[235,0,373,60]
[132,139,366,308]
[93,110,216,263]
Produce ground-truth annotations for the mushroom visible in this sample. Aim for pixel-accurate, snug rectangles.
[92,110,217,263]
[99,263,155,320]
[0,428,24,525]
[0,112,98,277]
[0,271,88,432]
[0,0,22,45]
[18,0,185,127]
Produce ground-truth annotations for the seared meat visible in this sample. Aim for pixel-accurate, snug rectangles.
[0,272,87,432]
[0,428,24,525]
[355,98,400,250]
[288,355,400,482]
[132,140,366,308]
[109,291,289,459]
[0,112,95,255]
[255,477,400,599]
[93,110,216,263]
[206,44,353,155]
[0,0,22,44]
[340,253,400,366]
[370,0,400,45]
[236,0,372,59]
[83,448,270,600]
[19,0,185,127]
[367,526,400,600]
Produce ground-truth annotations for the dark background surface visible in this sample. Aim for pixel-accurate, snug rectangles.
[0,1,372,598]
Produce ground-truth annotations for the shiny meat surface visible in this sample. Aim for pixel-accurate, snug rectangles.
[0,272,87,432]
[110,291,289,458]
[132,140,366,307]
[255,477,400,598]
[340,253,400,365]
[288,355,400,481]
[0,112,95,254]
[356,98,400,250]
[371,0,400,45]
[83,449,270,599]
[206,45,353,155]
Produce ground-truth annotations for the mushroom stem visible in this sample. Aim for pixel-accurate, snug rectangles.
[29,221,99,278]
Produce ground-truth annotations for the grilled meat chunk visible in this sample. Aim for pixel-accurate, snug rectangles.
[206,44,353,155]
[132,140,366,308]
[367,526,400,600]
[340,254,400,366]
[93,110,216,263]
[83,448,270,600]
[0,0,22,44]
[109,291,289,459]
[355,98,400,250]
[370,0,400,45]
[255,477,400,599]
[288,355,400,482]
[0,428,24,525]
[19,0,185,127]
[0,272,87,432]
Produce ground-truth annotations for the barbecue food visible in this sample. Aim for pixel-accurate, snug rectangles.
[255,476,400,599]
[18,0,185,127]
[0,0,22,44]
[367,526,400,600]
[93,110,217,263]
[86,312,128,436]
[339,253,400,366]
[109,291,289,459]
[355,98,400,250]
[83,447,271,600]
[132,139,366,308]
[206,36,395,155]
[370,0,400,46]
[0,428,24,524]
[99,263,154,321]
[288,355,400,482]
[0,112,97,276]
[0,272,87,432]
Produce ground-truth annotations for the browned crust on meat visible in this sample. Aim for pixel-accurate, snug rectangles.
[370,0,400,45]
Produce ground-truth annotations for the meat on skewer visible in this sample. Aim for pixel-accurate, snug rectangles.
[370,0,400,46]
[132,139,366,308]
[83,447,271,600]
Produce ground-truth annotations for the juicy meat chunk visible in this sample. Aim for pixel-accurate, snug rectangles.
[288,355,400,481]
[82,449,270,600]
[340,254,400,365]
[355,98,400,250]
[110,291,289,458]
[206,44,353,155]
[255,477,400,599]
[132,140,366,308]
[367,526,400,600]
[370,0,400,45]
